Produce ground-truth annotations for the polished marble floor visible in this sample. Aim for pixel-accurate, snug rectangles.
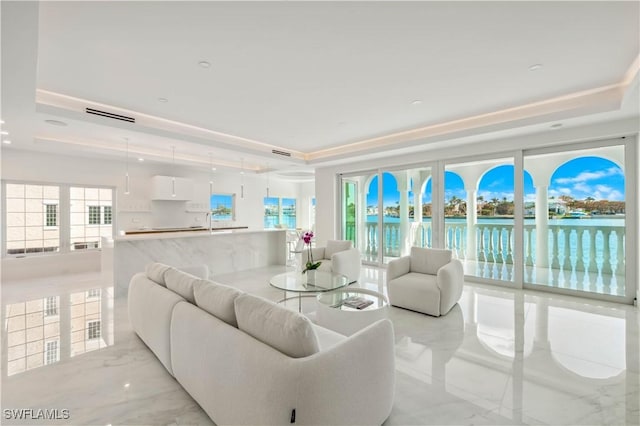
[1,265,639,425]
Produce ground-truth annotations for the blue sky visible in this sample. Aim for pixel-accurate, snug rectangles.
[367,157,624,208]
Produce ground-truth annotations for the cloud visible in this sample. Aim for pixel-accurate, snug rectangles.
[554,167,622,185]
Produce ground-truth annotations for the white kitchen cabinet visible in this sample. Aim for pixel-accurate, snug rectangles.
[151,176,193,201]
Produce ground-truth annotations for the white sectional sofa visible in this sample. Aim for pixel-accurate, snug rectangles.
[128,263,395,425]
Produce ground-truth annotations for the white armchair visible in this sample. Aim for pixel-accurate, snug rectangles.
[387,247,464,317]
[301,240,361,283]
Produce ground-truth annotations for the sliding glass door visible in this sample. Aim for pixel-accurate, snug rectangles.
[523,144,627,297]
[341,164,433,266]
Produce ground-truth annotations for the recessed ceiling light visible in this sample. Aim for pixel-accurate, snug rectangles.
[198,60,211,69]
[0,120,4,124]
[411,100,423,105]
[211,167,217,171]
[2,140,11,145]
[138,158,144,162]
[45,119,68,126]
[550,123,563,128]
[0,130,8,135]
[528,64,543,71]
[158,97,168,103]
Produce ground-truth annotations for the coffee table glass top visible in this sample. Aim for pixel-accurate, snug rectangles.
[317,288,388,311]
[270,271,349,293]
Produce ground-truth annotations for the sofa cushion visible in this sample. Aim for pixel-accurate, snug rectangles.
[234,294,319,358]
[164,268,202,304]
[193,280,243,327]
[145,262,173,287]
[325,240,353,259]
[410,247,452,275]
[388,272,441,316]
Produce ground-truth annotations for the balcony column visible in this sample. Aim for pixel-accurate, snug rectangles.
[535,185,549,268]
[358,187,368,256]
[466,189,477,260]
[398,174,411,256]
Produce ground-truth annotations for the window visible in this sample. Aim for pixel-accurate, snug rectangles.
[5,183,60,255]
[210,193,235,221]
[282,198,296,229]
[86,288,101,299]
[45,204,58,227]
[263,197,297,229]
[44,296,58,316]
[87,320,101,340]
[88,206,101,225]
[44,340,59,365]
[264,197,280,228]
[103,206,112,225]
[70,187,112,251]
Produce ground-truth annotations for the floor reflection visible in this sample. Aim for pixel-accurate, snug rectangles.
[3,285,114,377]
[390,283,639,425]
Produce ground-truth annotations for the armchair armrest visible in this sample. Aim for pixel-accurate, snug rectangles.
[331,248,361,283]
[436,259,464,313]
[387,256,411,282]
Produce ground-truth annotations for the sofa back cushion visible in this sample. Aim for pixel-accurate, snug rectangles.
[410,247,452,275]
[164,268,202,303]
[145,262,173,287]
[193,280,243,327]
[324,240,353,259]
[234,294,320,358]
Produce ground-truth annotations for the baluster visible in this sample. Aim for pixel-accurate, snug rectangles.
[588,229,597,273]
[575,229,585,272]
[551,227,561,269]
[601,229,613,275]
[506,227,513,264]
[487,227,496,263]
[478,226,486,261]
[366,224,372,258]
[562,228,571,270]
[616,230,624,275]
[525,227,533,266]
[495,227,504,264]
[461,225,467,259]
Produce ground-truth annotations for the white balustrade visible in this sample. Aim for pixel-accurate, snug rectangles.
[359,221,624,281]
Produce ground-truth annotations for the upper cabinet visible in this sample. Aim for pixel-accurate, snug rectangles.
[151,176,193,201]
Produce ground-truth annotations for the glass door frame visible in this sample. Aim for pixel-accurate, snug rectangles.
[522,137,637,304]
[339,161,440,267]
[441,151,524,289]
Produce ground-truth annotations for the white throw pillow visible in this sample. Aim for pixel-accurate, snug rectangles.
[193,280,243,327]
[145,262,172,287]
[234,294,320,358]
[410,247,452,275]
[164,267,202,303]
[324,240,353,259]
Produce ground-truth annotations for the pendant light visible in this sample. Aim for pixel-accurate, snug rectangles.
[240,158,245,199]
[171,146,176,197]
[208,152,214,196]
[124,138,130,195]
[265,163,270,198]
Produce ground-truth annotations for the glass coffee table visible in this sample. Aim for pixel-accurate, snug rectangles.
[270,270,349,312]
[316,288,389,336]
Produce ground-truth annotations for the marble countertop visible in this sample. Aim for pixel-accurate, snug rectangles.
[114,227,285,242]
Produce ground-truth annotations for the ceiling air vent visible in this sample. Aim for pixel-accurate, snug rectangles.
[271,149,291,157]
[85,108,135,123]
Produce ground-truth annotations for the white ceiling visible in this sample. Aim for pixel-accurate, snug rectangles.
[1,1,639,174]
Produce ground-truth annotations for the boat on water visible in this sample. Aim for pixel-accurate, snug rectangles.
[563,211,590,219]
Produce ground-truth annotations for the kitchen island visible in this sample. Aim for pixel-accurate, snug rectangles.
[110,228,286,296]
